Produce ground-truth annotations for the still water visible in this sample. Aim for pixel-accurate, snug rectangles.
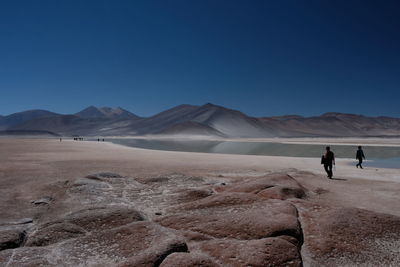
[105,138,400,169]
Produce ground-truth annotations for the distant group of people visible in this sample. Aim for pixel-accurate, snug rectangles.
[321,146,365,179]
[72,137,105,142]
[60,137,106,142]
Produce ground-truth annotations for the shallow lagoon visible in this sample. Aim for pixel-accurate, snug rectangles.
[102,138,400,169]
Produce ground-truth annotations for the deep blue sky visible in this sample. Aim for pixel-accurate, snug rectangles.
[1,0,399,117]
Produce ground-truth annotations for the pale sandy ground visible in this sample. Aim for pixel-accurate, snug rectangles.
[1,138,399,218]
[1,138,400,266]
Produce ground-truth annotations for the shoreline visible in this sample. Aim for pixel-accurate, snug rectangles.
[100,137,400,171]
[105,140,400,182]
[3,135,400,147]
[97,135,400,147]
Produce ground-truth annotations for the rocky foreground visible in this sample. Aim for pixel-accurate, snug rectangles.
[0,138,400,266]
[1,170,399,266]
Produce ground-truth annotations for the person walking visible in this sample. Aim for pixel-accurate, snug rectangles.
[356,146,366,168]
[322,146,335,179]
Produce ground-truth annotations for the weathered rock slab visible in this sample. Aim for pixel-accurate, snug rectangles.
[62,206,145,231]
[1,222,188,266]
[156,200,301,240]
[160,252,220,267]
[196,237,302,267]
[25,222,86,246]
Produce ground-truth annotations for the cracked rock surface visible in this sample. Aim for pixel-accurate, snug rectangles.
[0,171,306,266]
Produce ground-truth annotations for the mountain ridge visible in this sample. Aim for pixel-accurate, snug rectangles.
[1,104,400,137]
[0,109,60,130]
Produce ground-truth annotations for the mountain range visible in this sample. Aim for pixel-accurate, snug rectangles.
[1,104,399,137]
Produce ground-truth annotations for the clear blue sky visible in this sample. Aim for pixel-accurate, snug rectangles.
[1,0,399,117]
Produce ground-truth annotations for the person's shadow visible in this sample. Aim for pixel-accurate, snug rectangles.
[331,177,347,181]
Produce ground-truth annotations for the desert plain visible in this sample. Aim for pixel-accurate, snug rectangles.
[0,138,399,266]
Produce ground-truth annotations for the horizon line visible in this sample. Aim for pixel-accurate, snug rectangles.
[1,103,399,119]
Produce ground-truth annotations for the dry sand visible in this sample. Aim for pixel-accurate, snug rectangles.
[0,138,399,266]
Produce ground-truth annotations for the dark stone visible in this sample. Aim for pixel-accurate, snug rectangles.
[31,196,53,205]
[0,229,26,251]
[85,172,124,180]
[15,218,33,225]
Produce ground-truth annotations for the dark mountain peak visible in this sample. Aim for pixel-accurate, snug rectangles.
[79,106,98,112]
[86,105,97,109]
[269,115,304,120]
[99,107,139,118]
[321,112,344,117]
[321,112,364,118]
[170,104,199,110]
[203,102,215,106]
[9,109,58,116]
[77,106,100,112]
[198,103,237,115]
[78,106,98,113]
[75,106,104,118]
[198,103,251,118]
[201,103,221,109]
[75,106,139,119]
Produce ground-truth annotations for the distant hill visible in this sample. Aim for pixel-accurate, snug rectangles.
[0,109,60,130]
[75,106,140,119]
[5,107,142,136]
[2,104,400,137]
[105,103,276,137]
[260,112,400,137]
[0,130,60,136]
[11,115,96,136]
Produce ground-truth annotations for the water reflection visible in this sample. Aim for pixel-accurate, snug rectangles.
[109,138,400,160]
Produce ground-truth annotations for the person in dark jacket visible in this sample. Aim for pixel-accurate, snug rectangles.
[323,146,335,179]
[356,146,366,168]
